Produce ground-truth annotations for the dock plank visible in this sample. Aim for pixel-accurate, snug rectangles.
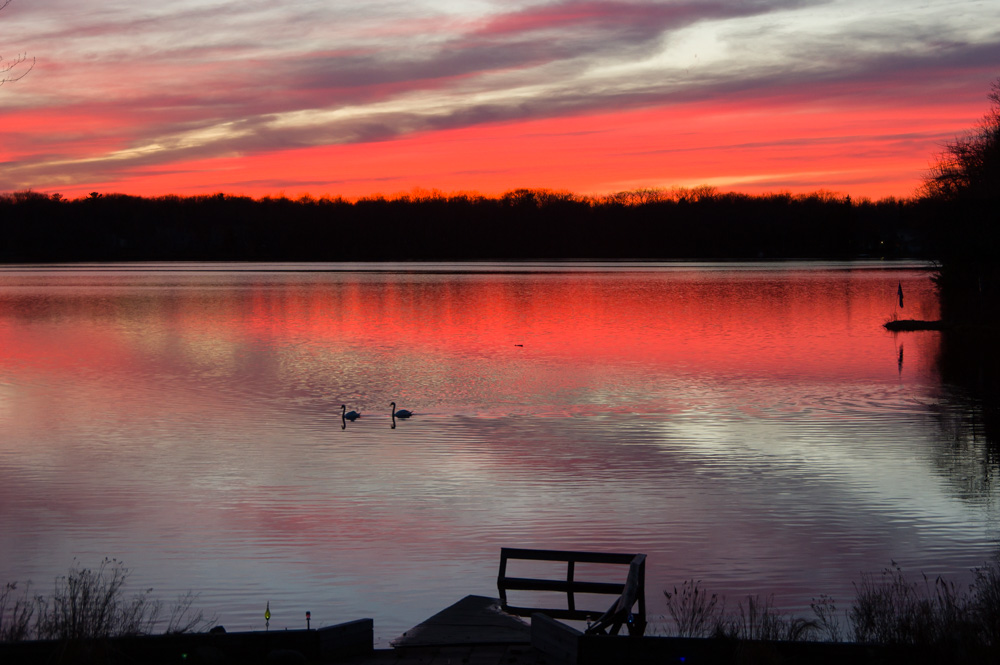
[391,595,530,648]
[341,643,548,665]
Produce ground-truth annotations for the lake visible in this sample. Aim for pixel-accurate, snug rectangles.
[0,261,996,645]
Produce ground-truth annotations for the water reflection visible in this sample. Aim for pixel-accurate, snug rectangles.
[0,262,996,645]
[932,327,1000,508]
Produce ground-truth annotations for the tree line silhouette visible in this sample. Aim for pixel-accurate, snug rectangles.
[0,187,934,262]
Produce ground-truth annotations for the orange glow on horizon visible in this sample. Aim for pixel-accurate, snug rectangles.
[6,95,983,201]
[3,0,996,204]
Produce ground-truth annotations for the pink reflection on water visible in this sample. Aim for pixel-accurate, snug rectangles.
[2,263,987,645]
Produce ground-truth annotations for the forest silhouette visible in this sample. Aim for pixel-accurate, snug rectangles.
[0,187,932,262]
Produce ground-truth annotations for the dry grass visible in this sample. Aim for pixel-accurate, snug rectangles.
[662,550,1000,650]
[0,582,35,642]
[663,584,819,642]
[715,594,818,642]
[851,556,1000,648]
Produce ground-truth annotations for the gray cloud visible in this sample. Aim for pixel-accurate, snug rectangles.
[2,0,998,194]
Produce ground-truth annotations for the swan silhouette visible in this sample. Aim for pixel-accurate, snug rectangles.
[390,402,413,419]
[341,405,361,421]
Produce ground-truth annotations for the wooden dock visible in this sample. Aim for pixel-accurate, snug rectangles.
[343,547,649,665]
[340,595,547,665]
[392,595,531,647]
[341,642,548,665]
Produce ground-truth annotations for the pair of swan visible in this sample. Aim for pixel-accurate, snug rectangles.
[341,402,413,422]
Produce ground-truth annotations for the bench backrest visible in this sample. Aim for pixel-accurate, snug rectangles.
[497,547,646,636]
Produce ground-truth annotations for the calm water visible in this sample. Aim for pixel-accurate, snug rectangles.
[0,261,996,644]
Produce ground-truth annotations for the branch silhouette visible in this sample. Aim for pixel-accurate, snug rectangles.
[1,0,34,87]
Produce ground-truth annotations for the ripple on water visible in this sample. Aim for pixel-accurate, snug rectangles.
[0,263,993,645]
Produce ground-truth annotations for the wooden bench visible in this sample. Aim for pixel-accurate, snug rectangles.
[496,547,647,637]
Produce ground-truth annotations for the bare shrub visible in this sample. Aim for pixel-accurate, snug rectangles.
[663,580,724,638]
[34,558,161,640]
[2,559,216,643]
[165,591,216,634]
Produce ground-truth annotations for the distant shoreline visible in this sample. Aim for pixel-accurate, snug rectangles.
[0,190,936,263]
[0,258,938,269]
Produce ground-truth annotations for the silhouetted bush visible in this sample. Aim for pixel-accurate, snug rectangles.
[0,559,214,643]
[661,550,1000,651]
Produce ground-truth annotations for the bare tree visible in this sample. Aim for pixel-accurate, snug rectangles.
[1,0,34,86]
[923,77,1000,325]
[923,78,1000,202]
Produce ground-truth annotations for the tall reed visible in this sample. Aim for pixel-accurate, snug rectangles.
[663,580,723,638]
[850,556,1000,648]
[661,550,1000,651]
[0,582,35,642]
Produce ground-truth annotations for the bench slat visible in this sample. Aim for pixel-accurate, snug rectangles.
[500,548,638,565]
[498,577,624,595]
[501,605,610,621]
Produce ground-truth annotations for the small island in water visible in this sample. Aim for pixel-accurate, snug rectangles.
[883,319,949,331]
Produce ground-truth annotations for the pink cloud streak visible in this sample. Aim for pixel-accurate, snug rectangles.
[0,0,997,198]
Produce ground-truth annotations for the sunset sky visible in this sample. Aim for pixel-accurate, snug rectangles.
[1,0,998,200]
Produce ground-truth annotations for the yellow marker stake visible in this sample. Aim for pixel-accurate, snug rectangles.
[265,601,270,631]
